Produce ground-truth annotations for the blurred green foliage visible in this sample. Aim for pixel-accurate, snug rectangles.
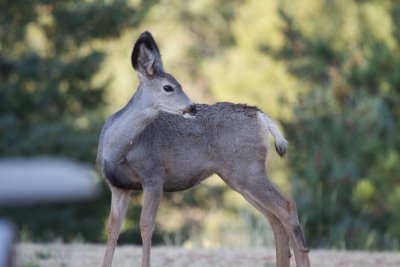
[1,0,400,250]
[273,0,400,249]
[0,0,158,242]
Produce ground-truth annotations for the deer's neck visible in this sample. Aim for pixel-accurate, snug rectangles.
[98,87,158,164]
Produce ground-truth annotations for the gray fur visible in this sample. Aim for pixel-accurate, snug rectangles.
[105,103,265,192]
[98,32,310,267]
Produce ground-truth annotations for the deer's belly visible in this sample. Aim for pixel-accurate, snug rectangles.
[162,169,215,192]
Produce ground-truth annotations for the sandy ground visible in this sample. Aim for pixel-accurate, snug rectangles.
[16,243,400,267]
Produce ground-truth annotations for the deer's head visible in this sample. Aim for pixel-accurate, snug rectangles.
[131,31,195,117]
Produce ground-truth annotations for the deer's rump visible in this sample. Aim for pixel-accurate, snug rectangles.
[109,103,268,191]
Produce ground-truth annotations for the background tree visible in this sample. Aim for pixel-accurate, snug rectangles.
[180,0,400,249]
[2,0,399,250]
[272,0,400,249]
[0,0,157,242]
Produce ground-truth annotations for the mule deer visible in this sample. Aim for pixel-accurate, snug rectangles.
[97,31,310,267]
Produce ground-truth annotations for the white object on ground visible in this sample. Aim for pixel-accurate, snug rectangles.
[0,157,98,205]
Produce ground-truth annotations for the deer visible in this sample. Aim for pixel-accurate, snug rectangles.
[97,31,310,267]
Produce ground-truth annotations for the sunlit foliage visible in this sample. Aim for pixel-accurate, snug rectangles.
[1,0,399,250]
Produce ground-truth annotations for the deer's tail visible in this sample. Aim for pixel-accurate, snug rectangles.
[257,112,288,157]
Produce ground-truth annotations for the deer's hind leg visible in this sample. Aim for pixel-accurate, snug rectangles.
[266,212,292,267]
[233,189,291,267]
[221,171,310,267]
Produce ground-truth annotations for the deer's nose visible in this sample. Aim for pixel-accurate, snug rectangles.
[188,105,197,115]
[182,104,197,117]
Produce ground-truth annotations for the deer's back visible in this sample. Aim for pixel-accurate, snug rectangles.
[120,102,268,191]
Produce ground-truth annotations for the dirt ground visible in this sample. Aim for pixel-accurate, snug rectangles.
[16,243,400,267]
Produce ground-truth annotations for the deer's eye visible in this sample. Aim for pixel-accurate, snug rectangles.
[163,85,174,93]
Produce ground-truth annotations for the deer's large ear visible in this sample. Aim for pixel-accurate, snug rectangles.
[131,31,163,77]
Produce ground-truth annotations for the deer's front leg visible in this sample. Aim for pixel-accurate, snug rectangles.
[140,183,163,267]
[102,183,130,267]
